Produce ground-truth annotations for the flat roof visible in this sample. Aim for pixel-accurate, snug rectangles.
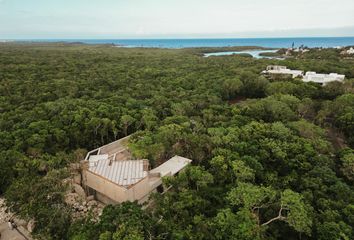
[150,156,192,177]
[266,69,303,74]
[88,156,148,187]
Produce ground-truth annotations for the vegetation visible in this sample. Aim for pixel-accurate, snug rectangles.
[0,43,353,239]
[258,51,283,58]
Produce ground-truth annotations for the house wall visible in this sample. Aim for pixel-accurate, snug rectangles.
[83,169,154,203]
[85,135,131,160]
[96,192,118,205]
[101,136,131,155]
[125,177,151,201]
[100,141,125,155]
[114,149,131,161]
[84,170,128,203]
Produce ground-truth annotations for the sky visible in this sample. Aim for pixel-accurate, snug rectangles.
[0,0,354,39]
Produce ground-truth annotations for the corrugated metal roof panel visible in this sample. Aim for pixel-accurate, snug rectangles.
[88,157,148,187]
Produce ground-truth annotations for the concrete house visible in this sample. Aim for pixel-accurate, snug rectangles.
[262,65,304,78]
[81,136,192,204]
[303,72,345,85]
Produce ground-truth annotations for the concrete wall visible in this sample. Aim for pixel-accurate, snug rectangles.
[125,177,151,201]
[114,149,132,161]
[96,192,118,205]
[84,135,131,160]
[100,136,130,155]
[83,169,154,203]
[84,170,128,203]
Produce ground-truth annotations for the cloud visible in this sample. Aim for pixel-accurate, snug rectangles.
[1,0,354,38]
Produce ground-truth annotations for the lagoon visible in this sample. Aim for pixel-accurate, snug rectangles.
[204,49,279,59]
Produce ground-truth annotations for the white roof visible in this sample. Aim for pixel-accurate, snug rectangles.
[150,156,192,177]
[268,69,303,74]
[303,72,345,84]
[88,156,148,187]
[263,67,303,78]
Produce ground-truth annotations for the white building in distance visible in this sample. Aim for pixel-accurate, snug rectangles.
[347,47,354,54]
[340,47,354,55]
[303,72,345,85]
[262,66,345,86]
[262,65,304,78]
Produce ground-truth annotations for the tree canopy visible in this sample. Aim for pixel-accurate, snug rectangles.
[0,43,353,239]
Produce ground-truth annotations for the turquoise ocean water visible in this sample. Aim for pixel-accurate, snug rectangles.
[12,37,354,48]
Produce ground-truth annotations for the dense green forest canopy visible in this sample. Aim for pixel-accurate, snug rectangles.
[0,43,353,240]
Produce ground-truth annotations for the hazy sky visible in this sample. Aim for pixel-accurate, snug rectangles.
[1,0,354,39]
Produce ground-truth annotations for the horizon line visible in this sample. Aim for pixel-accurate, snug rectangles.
[3,35,354,41]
